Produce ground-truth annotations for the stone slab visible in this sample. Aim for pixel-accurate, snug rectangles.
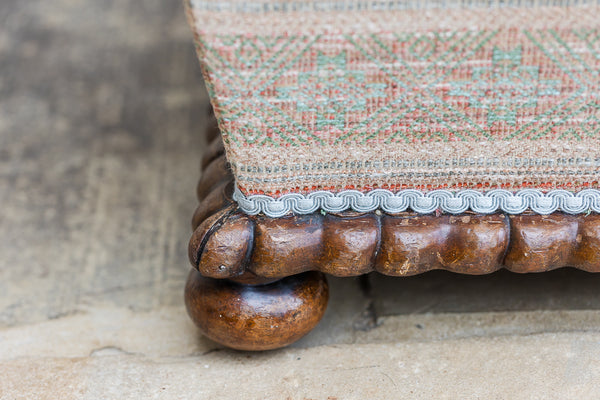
[2,0,600,398]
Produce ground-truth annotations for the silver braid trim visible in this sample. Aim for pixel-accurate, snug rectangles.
[233,188,600,218]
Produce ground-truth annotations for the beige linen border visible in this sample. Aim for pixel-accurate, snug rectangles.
[229,139,600,194]
[190,4,600,35]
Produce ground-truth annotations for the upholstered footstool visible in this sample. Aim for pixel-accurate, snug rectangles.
[183,0,600,350]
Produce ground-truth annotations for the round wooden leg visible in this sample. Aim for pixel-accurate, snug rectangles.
[185,269,329,351]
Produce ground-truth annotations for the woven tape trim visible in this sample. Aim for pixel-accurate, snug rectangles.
[233,188,600,217]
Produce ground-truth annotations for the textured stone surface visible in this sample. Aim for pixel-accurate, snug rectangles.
[3,333,600,399]
[2,0,600,398]
[0,0,205,327]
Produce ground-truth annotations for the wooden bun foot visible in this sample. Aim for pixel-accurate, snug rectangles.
[185,270,329,351]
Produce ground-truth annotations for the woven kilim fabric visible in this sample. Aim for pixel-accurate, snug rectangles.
[186,0,600,215]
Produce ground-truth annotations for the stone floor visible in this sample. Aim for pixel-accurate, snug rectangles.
[1,1,600,398]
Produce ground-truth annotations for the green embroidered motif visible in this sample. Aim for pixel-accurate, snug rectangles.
[276,52,387,131]
[558,111,600,140]
[448,46,561,126]
[409,35,436,60]
[236,38,262,66]
[199,29,598,146]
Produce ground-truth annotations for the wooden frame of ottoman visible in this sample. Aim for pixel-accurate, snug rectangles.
[185,115,600,351]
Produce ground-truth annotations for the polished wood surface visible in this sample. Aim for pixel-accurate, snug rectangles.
[185,270,329,350]
[505,213,600,273]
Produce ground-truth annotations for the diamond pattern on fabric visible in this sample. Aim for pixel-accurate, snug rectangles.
[186,1,600,202]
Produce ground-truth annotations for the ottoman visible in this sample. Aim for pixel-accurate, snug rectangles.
[183,0,600,350]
